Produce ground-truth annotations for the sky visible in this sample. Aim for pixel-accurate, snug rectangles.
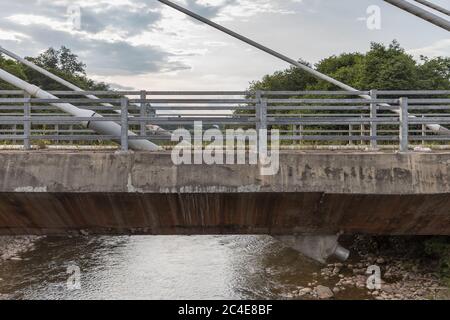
[0,0,448,90]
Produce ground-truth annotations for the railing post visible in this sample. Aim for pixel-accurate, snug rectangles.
[261,98,267,131]
[299,119,303,145]
[69,124,74,145]
[292,125,296,145]
[120,97,129,151]
[399,97,409,152]
[360,115,364,145]
[370,89,378,149]
[348,125,353,145]
[256,90,261,131]
[55,124,59,145]
[421,115,426,146]
[140,90,146,137]
[294,119,303,145]
[256,90,267,131]
[23,92,31,150]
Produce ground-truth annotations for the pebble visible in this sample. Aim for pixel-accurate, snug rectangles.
[9,256,22,261]
[314,285,334,299]
[0,236,42,261]
[299,288,312,295]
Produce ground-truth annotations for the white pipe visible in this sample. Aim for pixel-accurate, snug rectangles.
[0,68,161,151]
[414,0,450,16]
[0,46,170,136]
[384,0,450,31]
[0,46,103,101]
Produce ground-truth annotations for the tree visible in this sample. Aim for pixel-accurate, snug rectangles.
[314,52,364,90]
[58,46,86,75]
[249,40,450,91]
[359,41,419,90]
[32,47,59,70]
[0,46,108,91]
[29,46,86,75]
[417,56,450,90]
[245,40,450,147]
[249,59,318,91]
[0,53,29,89]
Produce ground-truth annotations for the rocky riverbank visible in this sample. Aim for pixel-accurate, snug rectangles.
[284,235,450,300]
[1,236,44,300]
[0,236,43,261]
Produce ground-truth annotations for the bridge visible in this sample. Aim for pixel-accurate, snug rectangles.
[0,89,449,262]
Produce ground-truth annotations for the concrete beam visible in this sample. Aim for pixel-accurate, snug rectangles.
[0,151,449,194]
[0,151,449,235]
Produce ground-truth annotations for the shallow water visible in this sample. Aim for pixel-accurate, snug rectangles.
[0,235,370,300]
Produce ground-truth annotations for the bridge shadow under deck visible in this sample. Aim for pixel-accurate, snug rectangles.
[0,192,449,236]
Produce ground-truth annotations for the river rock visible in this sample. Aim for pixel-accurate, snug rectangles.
[315,285,334,299]
[298,288,312,296]
[382,285,395,294]
[9,256,22,261]
[332,267,341,274]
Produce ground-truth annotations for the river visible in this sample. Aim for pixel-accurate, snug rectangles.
[0,235,372,300]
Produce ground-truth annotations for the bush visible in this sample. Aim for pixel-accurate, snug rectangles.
[425,237,450,286]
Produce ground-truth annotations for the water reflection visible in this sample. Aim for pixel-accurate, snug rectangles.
[0,236,367,300]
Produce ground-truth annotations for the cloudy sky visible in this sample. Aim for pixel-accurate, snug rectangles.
[0,0,448,90]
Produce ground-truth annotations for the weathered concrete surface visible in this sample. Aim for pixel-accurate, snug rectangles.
[0,151,449,235]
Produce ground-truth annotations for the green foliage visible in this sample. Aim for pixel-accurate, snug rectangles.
[425,237,450,286]
[249,59,318,91]
[0,47,111,147]
[29,46,86,75]
[0,46,109,91]
[0,54,29,89]
[246,40,450,147]
[315,52,364,90]
[249,40,450,91]
[417,56,450,90]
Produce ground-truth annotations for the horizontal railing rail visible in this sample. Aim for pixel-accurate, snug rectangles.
[0,90,449,151]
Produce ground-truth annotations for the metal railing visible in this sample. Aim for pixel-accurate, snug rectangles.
[0,90,449,151]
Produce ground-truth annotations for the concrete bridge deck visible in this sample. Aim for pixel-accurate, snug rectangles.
[0,150,449,236]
